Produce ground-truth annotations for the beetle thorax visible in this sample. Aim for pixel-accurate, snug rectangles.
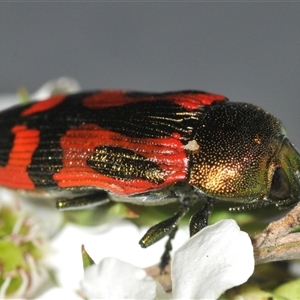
[188,103,285,202]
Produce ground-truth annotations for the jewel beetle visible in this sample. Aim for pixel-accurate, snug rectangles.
[0,90,299,267]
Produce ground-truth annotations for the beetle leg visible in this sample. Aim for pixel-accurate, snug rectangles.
[56,191,110,210]
[159,226,178,272]
[139,202,190,248]
[189,197,214,237]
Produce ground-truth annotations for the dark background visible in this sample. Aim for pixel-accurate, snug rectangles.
[0,3,299,146]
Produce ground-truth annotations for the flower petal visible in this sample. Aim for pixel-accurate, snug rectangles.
[171,219,254,299]
[80,257,168,299]
[31,77,81,100]
[38,287,82,300]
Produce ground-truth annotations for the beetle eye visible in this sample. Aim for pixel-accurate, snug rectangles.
[269,167,291,200]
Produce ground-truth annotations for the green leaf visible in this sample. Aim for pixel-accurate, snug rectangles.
[273,278,300,299]
[222,283,286,300]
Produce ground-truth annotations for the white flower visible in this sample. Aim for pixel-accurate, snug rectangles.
[81,257,167,299]
[80,219,254,299]
[31,77,81,100]
[36,287,82,300]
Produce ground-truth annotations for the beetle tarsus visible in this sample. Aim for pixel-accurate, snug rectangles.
[159,227,178,273]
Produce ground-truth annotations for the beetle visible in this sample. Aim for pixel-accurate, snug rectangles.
[0,90,299,268]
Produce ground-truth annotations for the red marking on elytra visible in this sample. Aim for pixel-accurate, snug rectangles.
[0,125,39,189]
[54,123,188,195]
[82,90,227,111]
[82,91,128,109]
[171,93,227,110]
[21,94,66,117]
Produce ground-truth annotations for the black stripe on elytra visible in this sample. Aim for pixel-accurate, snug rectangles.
[79,93,202,140]
[26,92,93,188]
[87,146,165,183]
[0,125,15,167]
[126,90,213,99]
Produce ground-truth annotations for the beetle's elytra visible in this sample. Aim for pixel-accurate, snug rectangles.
[0,90,299,267]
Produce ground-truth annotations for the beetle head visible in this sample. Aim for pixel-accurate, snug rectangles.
[189,103,300,208]
[268,139,300,208]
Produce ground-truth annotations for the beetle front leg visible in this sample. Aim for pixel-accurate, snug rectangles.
[189,197,214,236]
